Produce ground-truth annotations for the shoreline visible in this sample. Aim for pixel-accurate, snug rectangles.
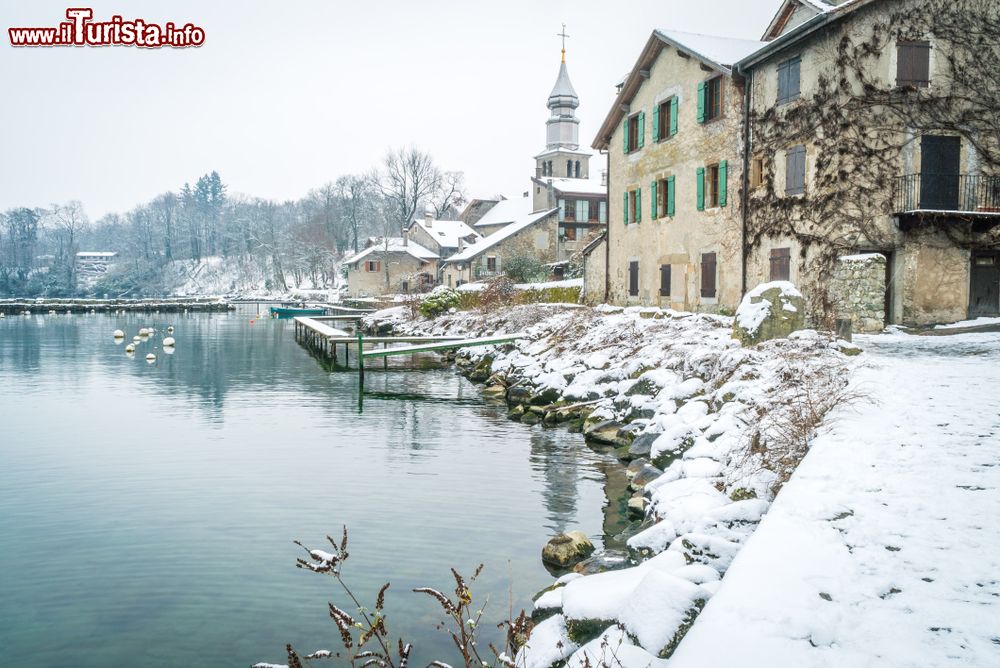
[364,301,860,665]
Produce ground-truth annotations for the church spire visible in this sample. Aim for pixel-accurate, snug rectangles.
[558,23,569,63]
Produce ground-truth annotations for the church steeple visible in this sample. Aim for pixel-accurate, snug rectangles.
[534,25,591,186]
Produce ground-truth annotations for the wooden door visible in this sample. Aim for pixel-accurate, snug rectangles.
[969,252,1000,318]
[920,135,961,210]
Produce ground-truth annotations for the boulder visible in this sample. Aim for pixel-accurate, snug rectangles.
[507,385,533,405]
[481,385,507,399]
[626,432,659,460]
[542,531,595,568]
[468,356,494,382]
[732,281,806,346]
[627,495,648,519]
[629,464,664,492]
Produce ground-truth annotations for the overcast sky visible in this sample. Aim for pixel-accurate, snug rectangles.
[0,1,778,219]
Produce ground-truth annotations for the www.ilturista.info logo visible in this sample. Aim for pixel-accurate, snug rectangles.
[8,8,205,48]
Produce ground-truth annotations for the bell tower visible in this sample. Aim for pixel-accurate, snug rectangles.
[534,25,591,182]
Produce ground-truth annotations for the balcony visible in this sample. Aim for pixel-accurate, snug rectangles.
[893,173,1000,214]
[474,267,500,280]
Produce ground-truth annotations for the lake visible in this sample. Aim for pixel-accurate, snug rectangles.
[0,307,623,667]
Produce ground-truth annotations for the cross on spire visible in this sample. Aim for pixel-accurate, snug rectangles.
[557,23,570,62]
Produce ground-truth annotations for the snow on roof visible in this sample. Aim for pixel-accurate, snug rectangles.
[473,196,535,228]
[655,29,768,69]
[534,177,608,197]
[409,217,478,249]
[445,208,558,263]
[76,251,117,257]
[343,238,438,265]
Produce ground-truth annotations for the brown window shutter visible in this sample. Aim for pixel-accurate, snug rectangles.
[659,264,671,296]
[769,247,791,281]
[701,253,717,298]
[629,261,639,296]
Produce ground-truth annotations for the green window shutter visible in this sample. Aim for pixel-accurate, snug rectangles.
[623,191,629,225]
[636,187,642,223]
[651,180,658,219]
[670,97,679,135]
[667,176,676,217]
[623,119,629,154]
[696,167,705,211]
[652,104,660,142]
[637,111,645,149]
[696,82,706,124]
[719,160,728,207]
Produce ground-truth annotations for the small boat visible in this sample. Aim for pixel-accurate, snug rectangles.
[269,304,327,317]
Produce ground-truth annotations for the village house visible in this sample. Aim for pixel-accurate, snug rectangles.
[592,30,765,311]
[736,0,1000,327]
[405,208,479,262]
[440,208,559,287]
[470,194,535,238]
[342,237,437,298]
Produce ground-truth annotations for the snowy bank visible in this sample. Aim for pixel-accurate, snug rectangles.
[365,303,860,664]
[668,328,1000,667]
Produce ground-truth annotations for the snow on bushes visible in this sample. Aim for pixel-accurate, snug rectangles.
[418,286,460,318]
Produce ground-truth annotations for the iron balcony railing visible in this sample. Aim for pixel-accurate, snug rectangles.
[893,173,1000,213]
[474,268,501,279]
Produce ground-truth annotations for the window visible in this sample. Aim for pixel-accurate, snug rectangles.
[769,247,791,281]
[777,56,801,104]
[486,256,497,272]
[558,198,566,222]
[897,41,930,88]
[654,97,678,141]
[785,145,806,195]
[575,161,581,178]
[599,200,607,224]
[630,188,642,223]
[701,253,717,298]
[547,161,553,176]
[706,164,720,208]
[575,200,589,222]
[659,264,671,297]
[750,156,764,189]
[698,77,723,123]
[628,261,639,296]
[562,226,578,241]
[401,280,409,293]
[651,177,676,219]
[566,160,573,177]
[365,260,381,273]
[624,111,645,152]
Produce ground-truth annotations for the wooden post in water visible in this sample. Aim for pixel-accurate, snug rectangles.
[357,331,365,386]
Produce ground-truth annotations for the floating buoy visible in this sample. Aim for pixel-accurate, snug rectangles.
[166,326,174,333]
[125,343,135,353]
[48,309,56,314]
[162,337,175,347]
[145,353,156,363]
[0,312,5,319]
[163,346,175,355]
[113,329,125,338]
[133,335,141,342]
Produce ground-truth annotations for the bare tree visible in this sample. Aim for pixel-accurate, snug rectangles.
[371,146,442,233]
[431,170,468,219]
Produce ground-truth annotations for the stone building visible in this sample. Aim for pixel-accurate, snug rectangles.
[342,237,437,297]
[737,0,1000,327]
[440,208,559,287]
[592,30,765,311]
[405,208,479,262]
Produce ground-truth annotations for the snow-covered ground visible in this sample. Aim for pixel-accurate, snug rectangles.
[366,303,861,667]
[669,328,1000,667]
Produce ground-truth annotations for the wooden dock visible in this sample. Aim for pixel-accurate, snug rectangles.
[292,316,524,383]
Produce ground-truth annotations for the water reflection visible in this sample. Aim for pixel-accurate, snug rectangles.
[0,308,626,668]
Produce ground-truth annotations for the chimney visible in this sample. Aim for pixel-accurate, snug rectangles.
[601,169,608,187]
[424,205,434,228]
[458,237,465,252]
[402,225,408,247]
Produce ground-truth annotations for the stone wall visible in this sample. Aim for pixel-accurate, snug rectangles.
[829,253,887,333]
[582,235,607,305]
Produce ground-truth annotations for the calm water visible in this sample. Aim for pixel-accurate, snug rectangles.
[0,308,623,667]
